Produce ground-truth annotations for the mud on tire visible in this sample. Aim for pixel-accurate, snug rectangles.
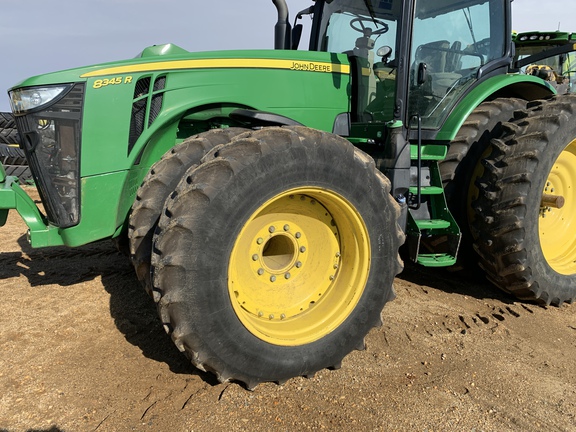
[151,126,404,388]
[472,95,576,306]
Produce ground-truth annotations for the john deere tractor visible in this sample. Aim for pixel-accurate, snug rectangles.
[2,0,575,388]
[513,30,576,94]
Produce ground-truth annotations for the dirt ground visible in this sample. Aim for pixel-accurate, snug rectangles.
[1,187,575,432]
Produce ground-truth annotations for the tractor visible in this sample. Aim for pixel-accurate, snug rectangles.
[1,0,575,389]
[513,30,576,94]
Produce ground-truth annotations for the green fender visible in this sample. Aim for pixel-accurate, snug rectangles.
[436,74,556,142]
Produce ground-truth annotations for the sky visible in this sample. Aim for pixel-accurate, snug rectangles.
[1,0,573,112]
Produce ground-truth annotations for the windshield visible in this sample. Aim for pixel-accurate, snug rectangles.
[318,0,402,123]
[408,0,506,129]
[318,1,400,54]
[315,0,507,127]
[515,45,576,94]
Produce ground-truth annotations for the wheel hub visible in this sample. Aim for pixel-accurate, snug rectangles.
[228,188,369,346]
[539,138,576,275]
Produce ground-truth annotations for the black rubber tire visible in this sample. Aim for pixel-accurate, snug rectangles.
[472,95,576,306]
[0,112,16,129]
[439,98,527,265]
[128,128,249,296]
[151,126,404,388]
[0,128,20,145]
[0,144,32,184]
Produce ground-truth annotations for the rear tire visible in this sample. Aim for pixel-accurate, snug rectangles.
[0,128,20,145]
[152,126,404,388]
[0,112,16,129]
[472,95,576,305]
[128,128,248,295]
[439,98,527,266]
[0,144,32,184]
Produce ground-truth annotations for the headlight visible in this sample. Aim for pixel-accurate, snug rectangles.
[9,85,71,114]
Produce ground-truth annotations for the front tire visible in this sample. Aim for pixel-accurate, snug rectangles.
[472,95,576,305]
[152,126,404,388]
[128,128,248,295]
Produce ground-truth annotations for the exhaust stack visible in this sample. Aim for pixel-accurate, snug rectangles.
[272,0,291,49]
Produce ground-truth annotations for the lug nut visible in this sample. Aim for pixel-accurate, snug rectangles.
[300,246,306,253]
[269,226,276,233]
[295,232,302,239]
[283,224,290,231]
[252,254,259,261]
[257,268,264,275]
[285,273,291,279]
[270,275,277,282]
[295,261,302,268]
[257,238,264,245]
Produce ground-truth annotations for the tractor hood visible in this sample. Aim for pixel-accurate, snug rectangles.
[8,44,198,89]
[8,44,349,91]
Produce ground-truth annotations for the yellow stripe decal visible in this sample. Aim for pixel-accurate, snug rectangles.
[81,58,350,78]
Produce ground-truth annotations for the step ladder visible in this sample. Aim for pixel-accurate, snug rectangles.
[406,144,461,267]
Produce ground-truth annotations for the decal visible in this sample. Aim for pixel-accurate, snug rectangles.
[92,76,133,89]
[81,59,350,78]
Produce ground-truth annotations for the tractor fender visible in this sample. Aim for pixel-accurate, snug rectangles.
[436,74,555,142]
[229,108,303,127]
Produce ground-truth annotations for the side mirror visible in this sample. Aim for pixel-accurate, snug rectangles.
[292,24,303,50]
[417,62,428,86]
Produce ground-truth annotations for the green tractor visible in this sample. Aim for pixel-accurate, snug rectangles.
[513,30,576,94]
[2,0,575,388]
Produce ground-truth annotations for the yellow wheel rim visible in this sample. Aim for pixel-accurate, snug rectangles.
[539,138,576,275]
[228,188,370,346]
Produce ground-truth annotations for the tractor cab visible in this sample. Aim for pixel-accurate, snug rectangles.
[308,0,511,135]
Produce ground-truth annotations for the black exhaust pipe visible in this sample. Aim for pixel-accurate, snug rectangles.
[272,0,291,49]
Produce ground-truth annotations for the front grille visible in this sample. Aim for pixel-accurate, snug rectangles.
[15,83,84,227]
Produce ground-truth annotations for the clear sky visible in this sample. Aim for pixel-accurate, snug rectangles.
[1,0,573,112]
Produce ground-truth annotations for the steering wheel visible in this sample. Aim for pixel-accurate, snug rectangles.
[350,17,389,37]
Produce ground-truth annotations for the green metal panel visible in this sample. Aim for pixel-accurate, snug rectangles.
[76,49,351,177]
[58,171,129,247]
[436,74,555,142]
[7,48,353,248]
